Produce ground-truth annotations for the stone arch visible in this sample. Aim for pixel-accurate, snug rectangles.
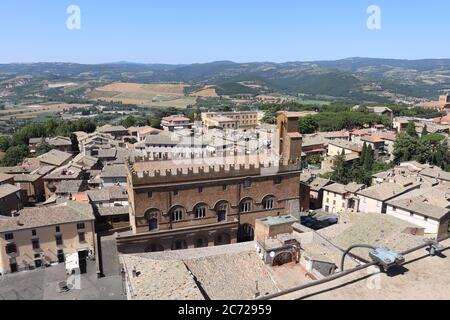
[272,251,293,266]
[144,208,161,220]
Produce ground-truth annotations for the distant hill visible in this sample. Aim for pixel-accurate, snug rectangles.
[1,58,449,101]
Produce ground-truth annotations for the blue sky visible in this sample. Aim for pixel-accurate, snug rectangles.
[0,0,448,64]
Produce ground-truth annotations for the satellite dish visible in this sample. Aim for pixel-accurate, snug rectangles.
[270,251,275,258]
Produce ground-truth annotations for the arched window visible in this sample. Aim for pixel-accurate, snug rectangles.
[170,207,184,222]
[145,209,160,232]
[263,196,275,210]
[240,199,252,213]
[215,201,229,223]
[194,204,207,219]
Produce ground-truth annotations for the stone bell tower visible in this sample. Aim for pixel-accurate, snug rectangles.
[277,111,303,165]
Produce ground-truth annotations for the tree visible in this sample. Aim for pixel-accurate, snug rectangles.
[331,150,350,184]
[363,145,374,172]
[406,121,418,137]
[121,116,137,128]
[433,143,450,169]
[35,142,54,156]
[0,136,12,152]
[1,145,28,166]
[393,133,418,164]
[147,116,162,128]
[360,143,367,166]
[421,125,429,137]
[351,159,364,184]
[70,134,80,154]
[72,118,96,133]
[298,116,319,134]
[306,154,323,166]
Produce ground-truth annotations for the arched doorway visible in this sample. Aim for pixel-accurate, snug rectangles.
[238,224,254,242]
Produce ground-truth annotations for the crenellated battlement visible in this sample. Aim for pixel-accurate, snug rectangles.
[126,157,301,187]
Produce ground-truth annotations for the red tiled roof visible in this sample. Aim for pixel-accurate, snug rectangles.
[162,116,191,122]
[351,129,370,136]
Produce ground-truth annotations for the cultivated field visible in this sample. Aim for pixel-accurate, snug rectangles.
[189,86,219,98]
[89,82,196,108]
[0,103,92,120]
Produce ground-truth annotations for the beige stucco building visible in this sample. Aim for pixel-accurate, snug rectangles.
[202,111,260,130]
[327,140,362,157]
[0,202,95,275]
[322,183,365,214]
[357,182,420,214]
[385,187,450,239]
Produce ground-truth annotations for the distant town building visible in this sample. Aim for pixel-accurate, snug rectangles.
[327,140,362,157]
[0,184,23,216]
[37,149,73,167]
[43,164,85,199]
[87,186,129,232]
[367,106,394,121]
[202,111,260,130]
[417,94,450,111]
[13,166,55,204]
[97,125,129,140]
[100,164,128,188]
[29,136,73,154]
[161,115,193,132]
